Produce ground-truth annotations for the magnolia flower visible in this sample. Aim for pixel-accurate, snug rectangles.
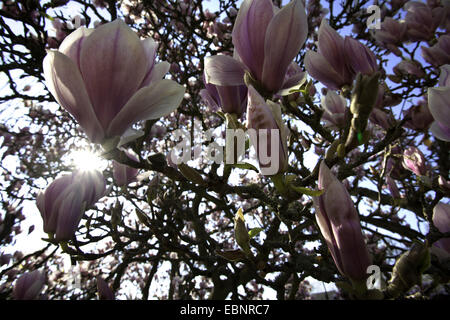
[373,17,407,45]
[320,91,348,129]
[204,0,308,95]
[232,0,307,93]
[43,19,185,145]
[428,65,450,141]
[13,270,45,300]
[36,170,106,241]
[393,60,425,78]
[402,146,428,176]
[344,37,378,76]
[305,20,377,90]
[305,20,353,90]
[404,1,444,41]
[422,35,450,67]
[312,162,371,282]
[246,85,289,176]
[112,149,140,187]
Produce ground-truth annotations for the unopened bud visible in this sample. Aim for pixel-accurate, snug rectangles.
[350,72,381,130]
[177,163,207,185]
[234,208,250,254]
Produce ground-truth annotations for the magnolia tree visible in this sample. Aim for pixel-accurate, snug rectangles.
[0,0,449,300]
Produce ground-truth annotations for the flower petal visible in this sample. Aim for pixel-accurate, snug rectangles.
[58,26,93,69]
[117,129,145,147]
[141,61,170,87]
[262,0,307,93]
[204,55,246,86]
[232,0,274,80]
[432,202,450,233]
[55,187,84,241]
[79,20,148,130]
[199,88,219,112]
[139,38,159,87]
[304,51,345,90]
[312,195,343,274]
[439,64,450,87]
[333,219,371,281]
[428,87,450,122]
[317,20,349,79]
[344,37,378,75]
[107,79,185,137]
[43,51,104,143]
[430,121,450,141]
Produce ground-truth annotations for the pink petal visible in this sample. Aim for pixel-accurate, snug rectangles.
[107,79,185,137]
[430,121,450,141]
[317,20,349,79]
[58,27,93,69]
[141,61,170,86]
[262,0,308,93]
[439,64,450,87]
[428,87,450,122]
[232,0,274,80]
[304,51,345,90]
[204,55,246,86]
[139,38,158,87]
[333,219,371,281]
[43,51,104,143]
[432,202,450,233]
[55,187,83,241]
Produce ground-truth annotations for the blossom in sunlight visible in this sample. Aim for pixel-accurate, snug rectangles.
[43,19,185,145]
[13,270,45,300]
[312,162,371,282]
[36,170,106,241]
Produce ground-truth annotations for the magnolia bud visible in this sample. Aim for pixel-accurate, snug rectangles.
[234,208,250,254]
[402,147,427,176]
